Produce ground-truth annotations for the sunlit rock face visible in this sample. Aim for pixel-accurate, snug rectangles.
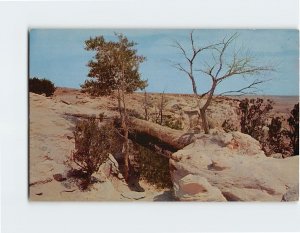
[170,130,299,201]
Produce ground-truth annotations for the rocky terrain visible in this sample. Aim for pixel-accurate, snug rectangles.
[29,88,299,201]
[171,130,298,201]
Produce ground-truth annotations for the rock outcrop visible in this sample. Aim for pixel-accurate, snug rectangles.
[170,130,299,201]
[174,174,226,201]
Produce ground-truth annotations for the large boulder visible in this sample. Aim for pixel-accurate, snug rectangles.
[97,154,123,180]
[170,131,299,201]
[174,174,226,201]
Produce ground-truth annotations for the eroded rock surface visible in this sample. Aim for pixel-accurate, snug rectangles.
[170,130,299,201]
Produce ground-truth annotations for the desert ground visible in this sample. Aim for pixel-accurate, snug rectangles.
[29,88,299,201]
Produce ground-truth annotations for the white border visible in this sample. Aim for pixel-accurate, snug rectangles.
[0,1,299,232]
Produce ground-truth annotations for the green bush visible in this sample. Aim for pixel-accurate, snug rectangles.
[29,77,56,97]
[134,144,173,189]
[71,118,118,189]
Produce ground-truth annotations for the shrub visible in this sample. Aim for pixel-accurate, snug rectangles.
[239,98,273,142]
[134,144,173,189]
[266,116,290,156]
[239,98,298,157]
[286,103,299,155]
[127,108,144,119]
[71,118,118,189]
[29,77,56,97]
[164,117,183,130]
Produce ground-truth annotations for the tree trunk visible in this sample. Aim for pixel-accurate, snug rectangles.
[159,92,165,125]
[122,118,130,182]
[117,87,130,182]
[144,91,149,121]
[129,117,191,150]
[200,81,217,134]
[200,108,209,134]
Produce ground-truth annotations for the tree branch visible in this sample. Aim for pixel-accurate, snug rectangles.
[218,79,270,96]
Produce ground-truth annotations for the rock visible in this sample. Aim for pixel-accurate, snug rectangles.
[271,153,283,159]
[282,185,299,201]
[61,99,71,105]
[98,154,120,178]
[93,180,118,199]
[171,104,182,111]
[30,177,53,186]
[53,173,67,182]
[93,171,107,183]
[174,174,226,201]
[121,191,146,200]
[170,131,299,201]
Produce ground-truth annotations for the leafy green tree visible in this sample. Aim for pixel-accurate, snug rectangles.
[82,33,147,181]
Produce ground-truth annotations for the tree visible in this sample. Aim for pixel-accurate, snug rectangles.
[267,116,290,156]
[142,89,151,121]
[239,98,273,141]
[173,31,272,134]
[287,103,299,155]
[158,91,167,125]
[82,33,147,181]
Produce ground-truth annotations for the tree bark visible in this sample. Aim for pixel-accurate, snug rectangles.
[200,81,217,134]
[200,108,209,134]
[117,85,130,182]
[129,117,192,150]
[122,118,129,182]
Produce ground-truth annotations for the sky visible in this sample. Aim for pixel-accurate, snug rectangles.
[29,29,299,96]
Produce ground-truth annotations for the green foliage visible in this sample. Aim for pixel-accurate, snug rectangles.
[29,77,55,97]
[81,33,147,96]
[71,118,118,189]
[134,144,173,189]
[286,103,299,155]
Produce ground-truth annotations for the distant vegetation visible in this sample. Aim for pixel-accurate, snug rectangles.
[29,77,55,97]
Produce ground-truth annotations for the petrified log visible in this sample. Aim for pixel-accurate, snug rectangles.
[128,117,193,151]
[64,112,194,154]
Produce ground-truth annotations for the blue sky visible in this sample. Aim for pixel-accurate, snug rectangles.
[30,29,299,96]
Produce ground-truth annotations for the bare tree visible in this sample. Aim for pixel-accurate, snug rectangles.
[158,91,167,125]
[173,31,273,134]
[142,89,151,121]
